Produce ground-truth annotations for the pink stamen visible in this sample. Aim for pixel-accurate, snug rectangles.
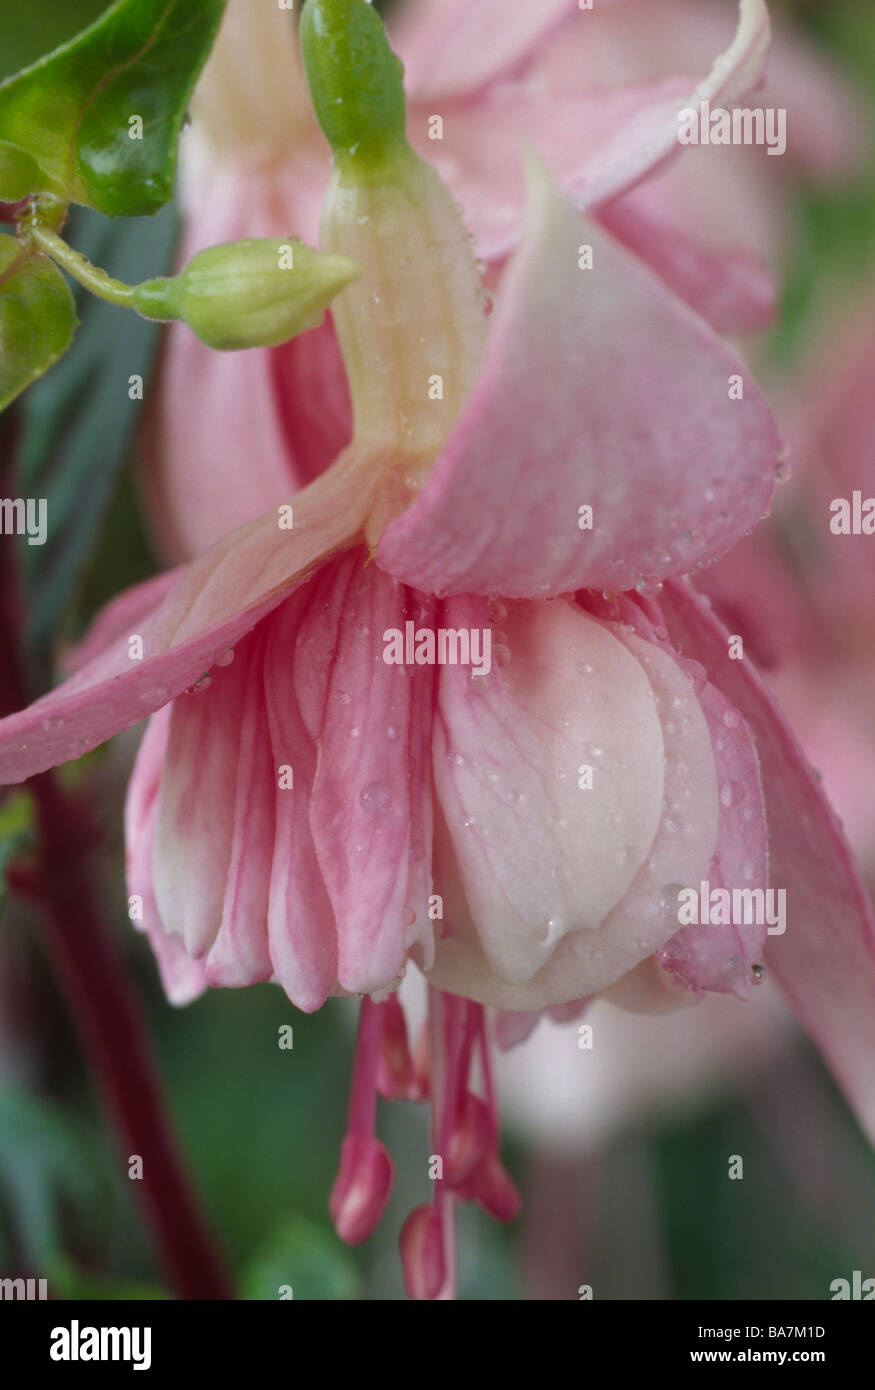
[331,997,393,1244]
[376,993,424,1101]
[400,1203,446,1301]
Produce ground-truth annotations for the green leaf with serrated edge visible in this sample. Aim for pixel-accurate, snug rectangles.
[0,0,226,216]
[0,235,77,410]
[242,1214,361,1301]
[18,202,177,673]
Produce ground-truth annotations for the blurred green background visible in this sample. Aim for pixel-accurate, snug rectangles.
[0,0,874,1300]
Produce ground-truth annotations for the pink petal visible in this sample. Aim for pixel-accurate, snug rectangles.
[661,579,875,1145]
[432,595,664,985]
[585,591,769,998]
[144,163,335,563]
[394,0,578,103]
[294,553,436,996]
[427,594,719,1008]
[378,163,779,599]
[598,197,776,335]
[152,629,262,960]
[0,453,371,786]
[187,0,320,171]
[64,571,178,674]
[203,626,276,988]
[125,707,207,1006]
[262,589,338,1012]
[407,0,771,260]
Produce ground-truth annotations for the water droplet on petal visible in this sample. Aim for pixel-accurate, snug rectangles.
[359,782,391,814]
[185,673,212,695]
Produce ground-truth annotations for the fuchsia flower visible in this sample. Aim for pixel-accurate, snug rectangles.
[3,0,875,1298]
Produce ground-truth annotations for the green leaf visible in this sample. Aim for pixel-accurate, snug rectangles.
[17,202,177,672]
[0,235,77,410]
[0,1086,113,1266]
[242,1214,361,1301]
[0,0,110,83]
[0,0,227,216]
[46,1254,169,1301]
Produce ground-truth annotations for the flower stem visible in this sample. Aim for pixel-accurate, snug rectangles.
[29,771,234,1300]
[24,223,136,308]
[0,455,232,1299]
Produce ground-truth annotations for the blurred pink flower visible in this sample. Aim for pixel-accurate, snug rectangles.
[703,293,875,881]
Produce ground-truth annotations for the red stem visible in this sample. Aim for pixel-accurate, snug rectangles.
[29,772,233,1300]
[0,428,232,1299]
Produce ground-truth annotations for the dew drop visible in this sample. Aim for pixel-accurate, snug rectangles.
[487,597,508,624]
[185,673,212,695]
[359,782,391,814]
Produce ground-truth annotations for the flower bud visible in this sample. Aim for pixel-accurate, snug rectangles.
[131,238,359,350]
[329,1134,393,1245]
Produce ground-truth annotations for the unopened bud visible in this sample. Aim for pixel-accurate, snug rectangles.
[329,1134,393,1245]
[131,238,359,350]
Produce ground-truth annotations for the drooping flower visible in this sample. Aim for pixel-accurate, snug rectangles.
[2,0,874,1297]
